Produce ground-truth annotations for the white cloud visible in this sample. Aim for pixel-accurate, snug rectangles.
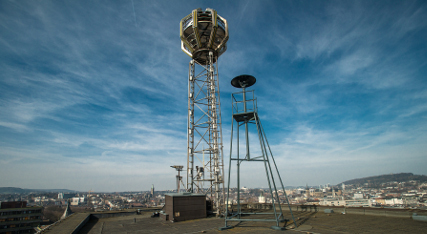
[0,121,29,132]
[1,1,426,191]
[327,50,375,76]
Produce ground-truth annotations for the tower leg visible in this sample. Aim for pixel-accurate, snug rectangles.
[220,117,233,230]
[187,60,195,193]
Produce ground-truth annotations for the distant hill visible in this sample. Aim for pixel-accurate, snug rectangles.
[0,187,30,194]
[341,173,427,186]
[0,187,77,194]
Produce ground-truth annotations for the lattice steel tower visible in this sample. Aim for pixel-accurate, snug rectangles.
[180,8,228,214]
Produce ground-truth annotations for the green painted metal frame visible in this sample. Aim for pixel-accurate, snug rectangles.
[220,87,297,231]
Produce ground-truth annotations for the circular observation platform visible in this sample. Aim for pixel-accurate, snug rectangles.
[180,8,229,65]
[231,75,256,88]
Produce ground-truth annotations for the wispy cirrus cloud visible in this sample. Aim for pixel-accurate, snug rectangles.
[1,0,426,191]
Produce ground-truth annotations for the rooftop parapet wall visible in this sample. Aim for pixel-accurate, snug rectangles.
[233,203,427,220]
[310,205,427,219]
[412,213,427,222]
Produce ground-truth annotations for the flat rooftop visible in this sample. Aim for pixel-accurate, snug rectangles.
[43,213,91,234]
[48,207,426,234]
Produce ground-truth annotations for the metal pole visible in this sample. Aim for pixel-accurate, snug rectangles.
[177,170,181,192]
[242,87,250,160]
[259,121,298,228]
[255,115,284,221]
[224,113,234,228]
[255,114,279,227]
[237,118,241,217]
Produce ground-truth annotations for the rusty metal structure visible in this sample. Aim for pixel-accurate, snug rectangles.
[180,8,228,215]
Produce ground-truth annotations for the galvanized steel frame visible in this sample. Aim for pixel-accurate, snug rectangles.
[187,52,225,215]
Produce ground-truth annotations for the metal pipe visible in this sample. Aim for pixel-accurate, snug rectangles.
[256,116,284,224]
[224,111,234,227]
[237,117,241,217]
[242,87,250,160]
[260,121,298,228]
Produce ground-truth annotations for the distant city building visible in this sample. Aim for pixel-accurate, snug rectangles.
[70,197,80,206]
[313,191,324,198]
[402,195,418,207]
[151,184,155,198]
[296,188,305,194]
[62,193,76,200]
[385,198,403,206]
[258,193,265,203]
[309,188,316,196]
[0,201,43,233]
[354,193,364,199]
[345,199,371,207]
[320,198,372,207]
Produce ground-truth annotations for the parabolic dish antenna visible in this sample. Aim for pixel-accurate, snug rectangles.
[231,74,256,88]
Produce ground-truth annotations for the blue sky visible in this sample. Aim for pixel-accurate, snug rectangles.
[1,0,426,192]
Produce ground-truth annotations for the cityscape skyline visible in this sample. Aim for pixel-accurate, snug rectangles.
[1,0,427,192]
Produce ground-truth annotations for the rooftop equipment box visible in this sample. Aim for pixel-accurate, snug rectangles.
[164,193,206,222]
